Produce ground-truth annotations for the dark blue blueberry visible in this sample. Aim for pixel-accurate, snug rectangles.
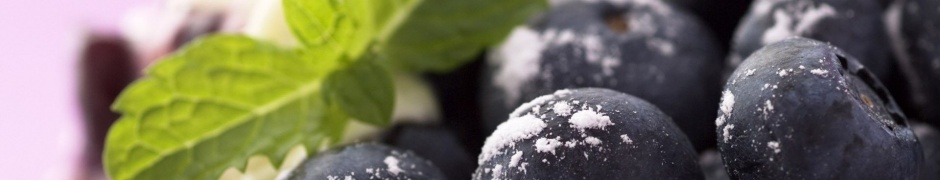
[698,149,730,180]
[287,143,445,180]
[717,37,921,179]
[382,124,475,180]
[886,0,940,126]
[913,122,940,180]
[672,0,754,54]
[482,0,723,151]
[474,88,702,179]
[728,0,893,80]
[424,56,487,157]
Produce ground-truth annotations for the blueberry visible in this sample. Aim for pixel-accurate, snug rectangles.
[672,0,754,53]
[698,150,730,180]
[717,37,921,179]
[885,0,940,125]
[381,124,475,180]
[287,143,445,180]
[424,57,487,156]
[728,0,893,80]
[482,0,724,151]
[913,122,940,179]
[474,88,703,179]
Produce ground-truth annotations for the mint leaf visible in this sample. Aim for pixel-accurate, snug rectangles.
[104,35,348,180]
[282,0,376,57]
[284,0,547,72]
[375,0,547,72]
[326,56,395,126]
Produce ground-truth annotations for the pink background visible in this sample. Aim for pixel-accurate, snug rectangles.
[0,0,154,179]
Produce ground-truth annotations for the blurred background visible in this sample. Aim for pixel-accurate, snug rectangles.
[0,0,173,179]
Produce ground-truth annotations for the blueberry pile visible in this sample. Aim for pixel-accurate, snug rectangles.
[286,0,940,179]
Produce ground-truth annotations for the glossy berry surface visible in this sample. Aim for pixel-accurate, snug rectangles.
[474,88,703,179]
[886,0,940,125]
[381,124,475,180]
[698,150,729,180]
[482,0,723,151]
[718,37,921,179]
[913,122,940,180]
[286,143,445,180]
[728,0,892,79]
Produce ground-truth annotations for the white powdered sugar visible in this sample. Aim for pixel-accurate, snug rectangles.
[569,109,614,130]
[810,69,829,75]
[384,156,404,175]
[631,13,659,35]
[716,115,726,126]
[777,69,790,77]
[509,89,572,118]
[495,26,621,80]
[760,100,775,119]
[509,151,524,167]
[553,101,573,116]
[762,3,837,45]
[491,165,504,179]
[565,140,579,148]
[510,94,555,118]
[621,134,634,144]
[492,27,545,105]
[763,10,795,45]
[745,69,757,76]
[717,90,735,128]
[794,4,836,33]
[553,89,573,96]
[581,34,622,76]
[647,38,676,56]
[764,100,775,112]
[534,138,564,154]
[767,141,781,153]
[723,124,735,143]
[752,0,781,16]
[584,136,603,146]
[480,114,547,164]
[720,90,736,115]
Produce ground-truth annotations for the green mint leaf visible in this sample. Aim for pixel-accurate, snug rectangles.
[104,35,347,180]
[375,0,547,72]
[325,56,395,126]
[282,0,377,57]
[283,0,547,72]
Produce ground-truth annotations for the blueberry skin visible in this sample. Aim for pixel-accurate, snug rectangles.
[474,88,703,179]
[424,56,487,156]
[889,0,940,126]
[671,0,754,53]
[287,143,446,180]
[912,122,940,180]
[728,0,893,80]
[382,124,475,180]
[698,150,730,180]
[718,37,921,179]
[482,0,723,151]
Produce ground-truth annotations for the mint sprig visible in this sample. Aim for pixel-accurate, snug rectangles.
[104,0,546,179]
[285,0,547,72]
[105,35,352,180]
